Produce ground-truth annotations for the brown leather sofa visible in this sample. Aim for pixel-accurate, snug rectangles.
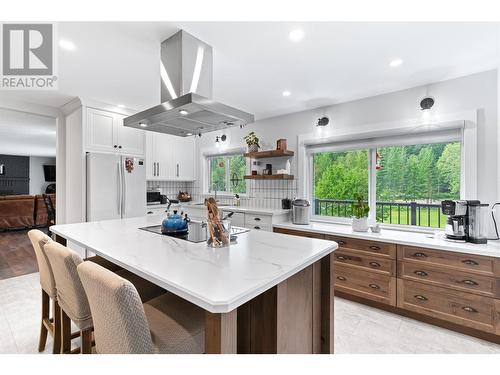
[0,194,55,231]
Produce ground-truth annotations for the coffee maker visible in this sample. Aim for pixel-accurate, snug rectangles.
[441,200,467,241]
[441,200,488,244]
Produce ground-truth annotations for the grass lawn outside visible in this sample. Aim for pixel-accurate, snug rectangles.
[316,203,447,229]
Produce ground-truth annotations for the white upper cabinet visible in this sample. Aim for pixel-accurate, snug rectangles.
[146,132,196,181]
[86,108,115,153]
[85,108,144,156]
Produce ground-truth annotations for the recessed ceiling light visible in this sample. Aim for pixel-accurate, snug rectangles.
[139,123,148,128]
[389,58,403,67]
[59,39,76,51]
[282,90,291,97]
[179,109,189,116]
[289,29,304,42]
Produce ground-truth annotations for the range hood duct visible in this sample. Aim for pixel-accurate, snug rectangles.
[124,30,254,136]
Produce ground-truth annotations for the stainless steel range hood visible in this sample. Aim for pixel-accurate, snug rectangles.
[124,30,254,136]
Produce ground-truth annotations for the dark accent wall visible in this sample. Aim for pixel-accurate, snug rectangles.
[0,155,30,195]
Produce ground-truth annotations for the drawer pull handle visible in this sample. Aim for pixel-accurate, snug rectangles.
[414,270,428,277]
[413,252,428,258]
[337,240,346,246]
[336,276,346,281]
[336,256,348,261]
[368,283,380,290]
[461,279,478,286]
[462,306,478,313]
[414,295,428,301]
[369,245,381,251]
[254,218,261,221]
[462,259,479,266]
[146,211,153,214]
[254,226,261,230]
[369,261,381,268]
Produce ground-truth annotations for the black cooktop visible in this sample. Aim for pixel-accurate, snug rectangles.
[139,221,248,243]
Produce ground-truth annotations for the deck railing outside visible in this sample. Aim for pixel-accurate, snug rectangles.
[314,199,445,228]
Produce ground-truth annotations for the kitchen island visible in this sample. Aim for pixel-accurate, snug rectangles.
[50,215,337,354]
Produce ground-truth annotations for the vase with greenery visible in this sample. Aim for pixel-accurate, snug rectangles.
[244,131,260,152]
[351,193,370,232]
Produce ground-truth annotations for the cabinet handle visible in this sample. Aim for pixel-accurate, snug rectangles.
[147,211,153,214]
[368,283,380,290]
[414,270,428,277]
[157,162,160,176]
[337,240,346,246]
[254,226,261,230]
[460,279,478,286]
[336,255,348,261]
[369,245,381,251]
[369,261,381,268]
[414,295,428,301]
[114,145,117,148]
[254,217,261,221]
[336,276,346,281]
[462,306,478,313]
[413,252,428,258]
[176,163,179,177]
[462,259,479,266]
[118,145,122,149]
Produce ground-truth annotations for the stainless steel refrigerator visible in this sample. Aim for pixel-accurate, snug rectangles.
[87,153,146,221]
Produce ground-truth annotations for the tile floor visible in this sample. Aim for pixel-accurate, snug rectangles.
[1,272,500,354]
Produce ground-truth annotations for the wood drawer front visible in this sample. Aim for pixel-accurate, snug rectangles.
[399,245,496,276]
[326,235,396,259]
[400,261,498,298]
[397,279,497,333]
[334,250,396,276]
[334,264,396,305]
[273,227,325,239]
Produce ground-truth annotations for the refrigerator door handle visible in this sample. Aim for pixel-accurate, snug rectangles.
[122,158,127,216]
[117,161,122,216]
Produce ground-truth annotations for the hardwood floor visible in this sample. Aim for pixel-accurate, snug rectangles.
[0,229,40,280]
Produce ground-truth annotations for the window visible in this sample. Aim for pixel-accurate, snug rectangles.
[208,154,246,194]
[312,141,461,229]
[313,150,369,217]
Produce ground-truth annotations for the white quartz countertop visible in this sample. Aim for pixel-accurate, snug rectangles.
[273,221,500,258]
[51,216,336,313]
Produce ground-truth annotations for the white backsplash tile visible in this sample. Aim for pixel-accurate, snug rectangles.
[148,178,298,209]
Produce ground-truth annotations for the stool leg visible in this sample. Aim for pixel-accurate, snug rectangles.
[81,329,92,354]
[61,309,72,354]
[38,290,49,352]
[52,299,61,354]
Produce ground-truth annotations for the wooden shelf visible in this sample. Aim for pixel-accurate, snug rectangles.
[243,149,294,159]
[244,174,294,180]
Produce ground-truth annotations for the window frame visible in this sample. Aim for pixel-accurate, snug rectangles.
[303,124,469,232]
[204,150,248,196]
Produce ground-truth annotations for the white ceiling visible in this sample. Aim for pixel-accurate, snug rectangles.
[0,109,56,157]
[0,22,498,120]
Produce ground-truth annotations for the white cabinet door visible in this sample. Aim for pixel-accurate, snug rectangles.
[115,114,144,156]
[174,136,196,181]
[86,108,116,153]
[145,132,156,180]
[155,133,176,179]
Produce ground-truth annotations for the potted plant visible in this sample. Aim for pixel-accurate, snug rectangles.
[244,131,260,153]
[351,193,370,232]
